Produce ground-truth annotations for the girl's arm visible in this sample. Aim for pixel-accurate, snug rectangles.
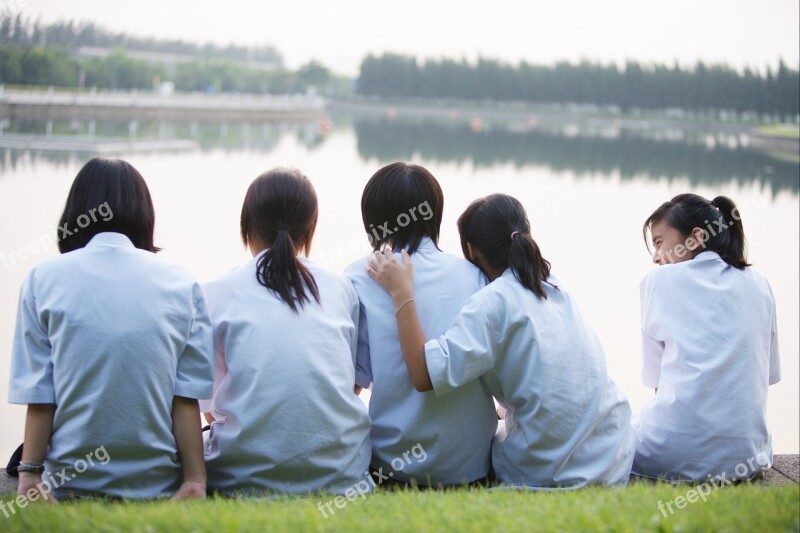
[171,396,207,500]
[367,249,433,392]
[17,403,58,504]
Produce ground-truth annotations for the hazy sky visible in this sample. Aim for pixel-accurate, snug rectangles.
[14,0,800,75]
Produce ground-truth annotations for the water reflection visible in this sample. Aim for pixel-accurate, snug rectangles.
[1,116,798,195]
[0,118,323,171]
[354,118,799,195]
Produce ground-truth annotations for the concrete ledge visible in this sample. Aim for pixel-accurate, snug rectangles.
[765,454,800,486]
[1,469,14,495]
[0,455,797,496]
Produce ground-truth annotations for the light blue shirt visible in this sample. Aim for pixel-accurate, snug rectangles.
[425,270,635,488]
[201,253,372,494]
[345,238,497,485]
[8,232,214,499]
[633,251,780,481]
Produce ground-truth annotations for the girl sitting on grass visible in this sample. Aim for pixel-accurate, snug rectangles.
[9,157,214,501]
[343,162,496,488]
[633,193,780,482]
[201,167,371,495]
[366,193,635,488]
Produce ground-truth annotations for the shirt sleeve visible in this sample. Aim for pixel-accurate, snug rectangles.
[767,282,781,385]
[175,282,215,400]
[424,297,496,397]
[8,270,56,405]
[641,331,664,388]
[198,335,228,413]
[640,272,664,388]
[354,300,372,389]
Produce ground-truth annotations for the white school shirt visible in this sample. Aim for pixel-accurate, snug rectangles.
[8,232,214,499]
[424,269,636,488]
[632,251,780,481]
[344,238,497,485]
[201,253,372,494]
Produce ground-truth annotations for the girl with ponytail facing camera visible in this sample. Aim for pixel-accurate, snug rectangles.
[200,168,371,495]
[634,193,780,482]
[367,194,635,488]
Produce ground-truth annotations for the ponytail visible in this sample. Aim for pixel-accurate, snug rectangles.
[458,194,554,299]
[255,225,320,313]
[710,196,749,269]
[241,168,321,312]
[509,232,552,299]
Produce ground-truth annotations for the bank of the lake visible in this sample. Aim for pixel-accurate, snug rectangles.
[0,88,327,121]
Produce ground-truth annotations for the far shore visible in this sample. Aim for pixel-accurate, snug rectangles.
[1,87,798,155]
[0,87,328,121]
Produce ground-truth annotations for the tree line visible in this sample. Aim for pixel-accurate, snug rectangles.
[358,54,800,118]
[0,17,345,94]
[0,15,282,64]
[0,44,341,95]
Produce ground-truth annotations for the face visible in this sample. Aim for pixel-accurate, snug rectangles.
[650,220,702,265]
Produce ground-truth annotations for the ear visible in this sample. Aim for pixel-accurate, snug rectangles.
[466,242,477,262]
[686,227,706,251]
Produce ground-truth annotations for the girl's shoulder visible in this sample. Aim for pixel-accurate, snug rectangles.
[303,257,359,303]
[27,244,197,288]
[639,260,693,291]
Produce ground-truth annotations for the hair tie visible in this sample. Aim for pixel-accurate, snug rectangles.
[510,231,520,240]
[277,223,290,232]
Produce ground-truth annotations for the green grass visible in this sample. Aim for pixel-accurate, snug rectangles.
[0,484,798,532]
[755,123,800,139]
[766,150,800,164]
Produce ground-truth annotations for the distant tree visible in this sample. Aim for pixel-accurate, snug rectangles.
[4,17,283,66]
[297,60,331,88]
[358,53,800,117]
[0,17,12,45]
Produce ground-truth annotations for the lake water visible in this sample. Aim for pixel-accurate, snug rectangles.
[1,111,797,462]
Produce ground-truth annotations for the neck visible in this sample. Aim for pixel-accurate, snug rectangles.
[485,266,505,281]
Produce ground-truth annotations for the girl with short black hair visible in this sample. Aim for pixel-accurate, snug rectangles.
[10,157,214,501]
[345,162,496,487]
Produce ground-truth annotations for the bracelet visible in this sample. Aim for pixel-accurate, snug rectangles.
[17,461,45,473]
[395,298,415,316]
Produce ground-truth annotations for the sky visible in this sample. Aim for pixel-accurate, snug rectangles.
[9,0,800,76]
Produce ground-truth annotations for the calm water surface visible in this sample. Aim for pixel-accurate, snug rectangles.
[1,114,797,461]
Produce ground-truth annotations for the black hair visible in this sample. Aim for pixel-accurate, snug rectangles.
[457,194,553,299]
[240,167,320,312]
[361,162,444,254]
[58,157,159,253]
[643,193,750,269]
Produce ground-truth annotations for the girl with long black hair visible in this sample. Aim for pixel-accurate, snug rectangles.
[201,167,371,494]
[633,193,780,481]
